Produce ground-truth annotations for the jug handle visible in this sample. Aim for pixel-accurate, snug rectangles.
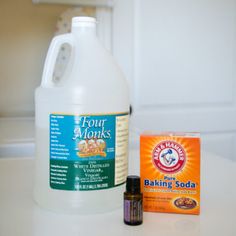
[41,33,74,87]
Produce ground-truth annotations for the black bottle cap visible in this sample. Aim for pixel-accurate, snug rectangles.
[126,175,141,194]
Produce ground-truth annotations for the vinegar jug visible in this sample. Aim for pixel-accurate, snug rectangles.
[34,17,129,213]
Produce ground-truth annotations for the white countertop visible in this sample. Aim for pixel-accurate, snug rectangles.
[0,151,235,236]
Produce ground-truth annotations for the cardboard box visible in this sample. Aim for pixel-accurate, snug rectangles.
[140,133,200,214]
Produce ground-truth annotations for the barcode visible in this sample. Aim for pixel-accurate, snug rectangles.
[76,183,108,190]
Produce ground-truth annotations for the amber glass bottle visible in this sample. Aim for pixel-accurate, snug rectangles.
[124,176,143,225]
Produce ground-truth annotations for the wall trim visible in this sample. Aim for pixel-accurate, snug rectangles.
[32,0,114,7]
[96,7,112,51]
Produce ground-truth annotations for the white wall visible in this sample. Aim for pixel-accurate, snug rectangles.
[112,0,236,160]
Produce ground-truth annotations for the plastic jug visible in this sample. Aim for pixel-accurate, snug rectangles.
[34,17,129,213]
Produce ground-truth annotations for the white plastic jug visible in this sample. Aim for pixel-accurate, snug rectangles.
[34,17,129,213]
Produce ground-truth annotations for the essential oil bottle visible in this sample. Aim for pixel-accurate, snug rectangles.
[124,175,143,225]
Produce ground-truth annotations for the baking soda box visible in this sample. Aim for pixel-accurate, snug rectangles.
[140,133,200,215]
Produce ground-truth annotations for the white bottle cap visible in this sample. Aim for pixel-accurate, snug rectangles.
[72,17,97,27]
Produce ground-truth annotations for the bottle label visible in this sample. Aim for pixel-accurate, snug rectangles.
[49,113,129,191]
[124,199,143,223]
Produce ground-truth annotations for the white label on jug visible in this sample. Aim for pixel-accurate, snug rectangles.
[49,113,129,191]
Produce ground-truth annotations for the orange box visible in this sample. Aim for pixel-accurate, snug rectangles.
[140,133,200,215]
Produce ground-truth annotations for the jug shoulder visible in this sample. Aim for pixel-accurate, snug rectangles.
[35,85,129,105]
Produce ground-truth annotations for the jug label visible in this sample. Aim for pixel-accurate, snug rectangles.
[49,113,129,191]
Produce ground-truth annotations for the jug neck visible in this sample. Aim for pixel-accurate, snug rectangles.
[71,17,96,37]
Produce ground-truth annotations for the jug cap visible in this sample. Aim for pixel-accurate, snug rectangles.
[72,17,96,27]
